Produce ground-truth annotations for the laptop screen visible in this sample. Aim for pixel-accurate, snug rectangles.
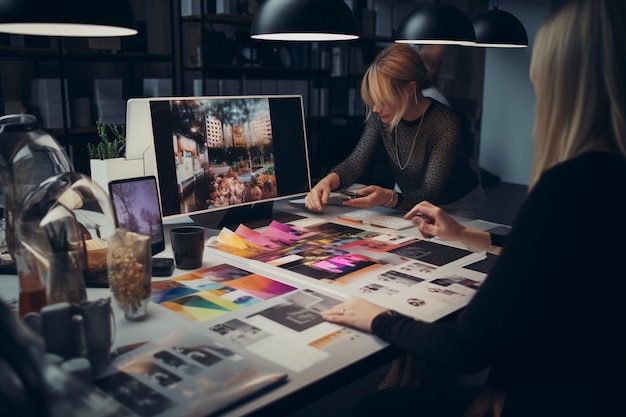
[108,175,165,255]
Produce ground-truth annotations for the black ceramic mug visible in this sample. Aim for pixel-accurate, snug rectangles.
[170,226,206,269]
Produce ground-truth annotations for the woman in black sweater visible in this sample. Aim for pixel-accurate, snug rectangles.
[304,43,483,219]
[322,1,626,416]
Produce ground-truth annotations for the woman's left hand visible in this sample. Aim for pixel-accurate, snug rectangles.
[321,298,388,332]
[341,185,393,209]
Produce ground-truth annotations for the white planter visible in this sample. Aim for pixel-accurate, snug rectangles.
[89,158,144,192]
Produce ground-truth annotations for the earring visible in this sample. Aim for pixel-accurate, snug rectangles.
[414,91,419,106]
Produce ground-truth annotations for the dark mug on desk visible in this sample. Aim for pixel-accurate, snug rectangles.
[170,226,206,269]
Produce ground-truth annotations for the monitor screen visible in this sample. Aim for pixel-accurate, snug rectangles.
[125,95,311,229]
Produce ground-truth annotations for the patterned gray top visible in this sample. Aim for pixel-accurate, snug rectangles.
[330,100,479,211]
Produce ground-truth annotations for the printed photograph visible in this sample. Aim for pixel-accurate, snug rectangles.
[96,371,176,417]
[390,240,472,266]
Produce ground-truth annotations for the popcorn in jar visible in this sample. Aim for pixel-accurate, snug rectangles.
[107,228,151,320]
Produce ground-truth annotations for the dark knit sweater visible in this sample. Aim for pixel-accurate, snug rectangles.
[330,100,479,211]
[371,151,626,417]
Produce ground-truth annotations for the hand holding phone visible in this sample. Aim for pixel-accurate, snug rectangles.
[340,189,368,199]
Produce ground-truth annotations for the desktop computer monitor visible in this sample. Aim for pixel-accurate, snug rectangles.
[124,95,312,229]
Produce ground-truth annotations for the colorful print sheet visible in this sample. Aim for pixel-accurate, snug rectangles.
[208,220,489,322]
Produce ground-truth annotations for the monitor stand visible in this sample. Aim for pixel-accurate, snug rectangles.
[189,201,306,230]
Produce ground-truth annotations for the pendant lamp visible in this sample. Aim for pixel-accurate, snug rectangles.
[0,0,137,37]
[250,0,359,41]
[471,7,528,48]
[395,2,476,46]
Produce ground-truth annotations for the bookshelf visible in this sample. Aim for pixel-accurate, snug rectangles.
[0,0,486,182]
[175,1,404,181]
[0,0,176,176]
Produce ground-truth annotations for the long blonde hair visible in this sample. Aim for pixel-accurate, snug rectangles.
[529,0,626,187]
[361,43,433,133]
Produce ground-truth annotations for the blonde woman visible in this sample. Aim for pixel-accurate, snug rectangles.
[304,43,484,219]
[322,1,626,416]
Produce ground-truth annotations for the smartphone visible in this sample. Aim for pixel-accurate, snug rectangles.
[152,257,175,276]
[340,190,367,199]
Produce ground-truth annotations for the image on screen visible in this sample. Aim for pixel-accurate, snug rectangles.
[173,98,276,213]
[145,95,311,228]
[108,175,165,255]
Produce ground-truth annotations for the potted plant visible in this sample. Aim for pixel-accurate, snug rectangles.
[88,119,142,191]
[88,119,126,160]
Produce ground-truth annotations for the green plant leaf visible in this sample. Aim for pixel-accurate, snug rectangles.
[90,118,126,159]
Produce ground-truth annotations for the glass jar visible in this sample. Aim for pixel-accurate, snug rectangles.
[0,114,73,260]
[107,228,151,320]
[15,171,117,297]
[46,250,88,305]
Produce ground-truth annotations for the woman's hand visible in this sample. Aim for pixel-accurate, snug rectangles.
[304,181,331,212]
[321,298,388,332]
[304,173,340,212]
[405,201,491,252]
[405,201,464,239]
[341,185,394,209]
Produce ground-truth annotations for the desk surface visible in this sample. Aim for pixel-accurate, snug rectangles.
[0,200,502,417]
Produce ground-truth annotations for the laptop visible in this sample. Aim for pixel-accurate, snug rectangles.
[108,175,174,276]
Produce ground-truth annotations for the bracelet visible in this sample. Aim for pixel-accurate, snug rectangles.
[383,191,397,208]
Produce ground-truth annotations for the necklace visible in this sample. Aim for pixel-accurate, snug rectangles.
[394,112,425,170]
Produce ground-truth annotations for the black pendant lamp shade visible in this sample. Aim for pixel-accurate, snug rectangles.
[0,0,137,37]
[395,3,476,46]
[250,0,359,41]
[471,8,528,47]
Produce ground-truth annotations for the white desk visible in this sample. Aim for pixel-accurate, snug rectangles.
[0,201,504,417]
